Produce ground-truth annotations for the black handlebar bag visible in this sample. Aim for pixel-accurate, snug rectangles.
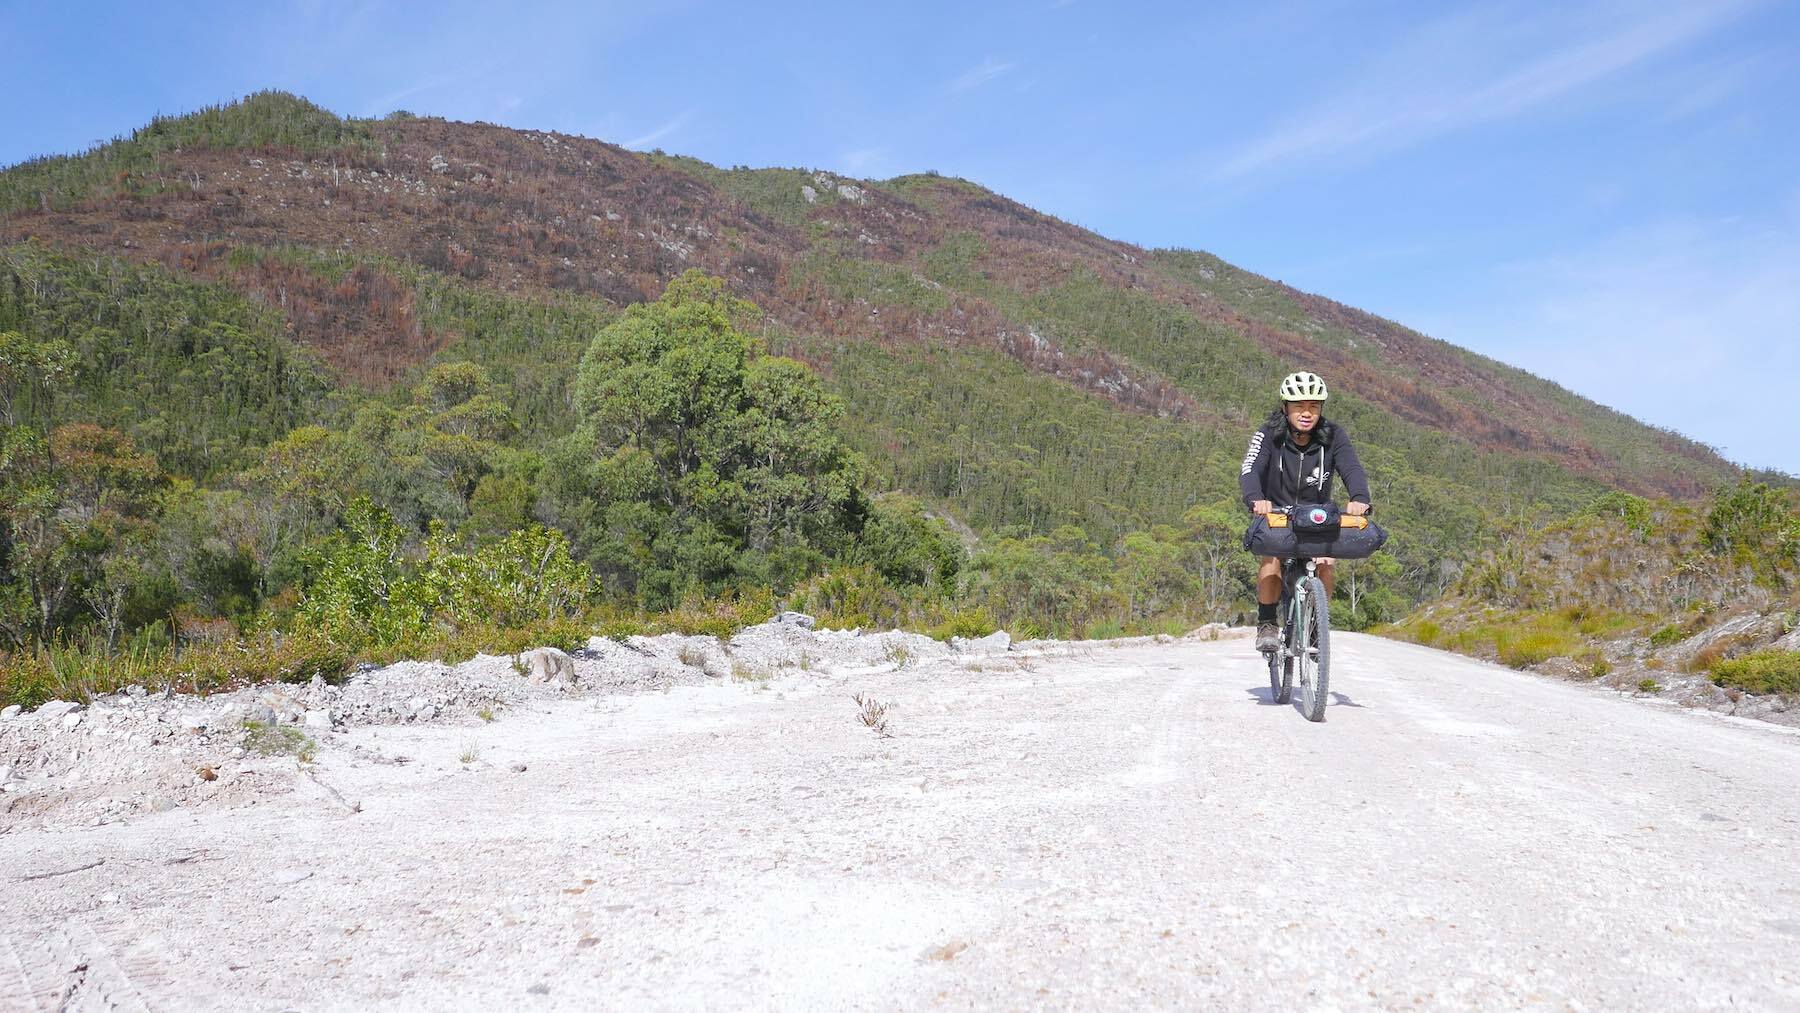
[1290,503,1342,532]
[1242,514,1298,557]
[1243,504,1388,560]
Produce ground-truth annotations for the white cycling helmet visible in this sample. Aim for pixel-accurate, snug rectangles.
[1279,371,1328,401]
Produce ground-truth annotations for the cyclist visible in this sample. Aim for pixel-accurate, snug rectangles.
[1239,371,1372,653]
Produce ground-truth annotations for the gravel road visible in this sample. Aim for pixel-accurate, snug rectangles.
[3,631,1797,1010]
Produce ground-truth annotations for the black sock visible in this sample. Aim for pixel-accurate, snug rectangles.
[1257,602,1277,624]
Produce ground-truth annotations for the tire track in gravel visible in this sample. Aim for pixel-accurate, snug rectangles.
[0,914,195,1012]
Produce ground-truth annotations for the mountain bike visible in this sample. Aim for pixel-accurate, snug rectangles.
[1265,553,1330,722]
[1249,503,1381,722]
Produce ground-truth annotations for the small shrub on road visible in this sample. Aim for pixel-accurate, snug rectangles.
[852,692,891,737]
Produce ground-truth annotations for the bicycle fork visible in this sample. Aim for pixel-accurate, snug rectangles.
[1286,560,1319,660]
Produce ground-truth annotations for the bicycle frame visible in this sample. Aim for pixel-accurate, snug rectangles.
[1281,558,1317,657]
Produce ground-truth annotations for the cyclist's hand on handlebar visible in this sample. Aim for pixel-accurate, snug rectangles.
[1345,501,1370,517]
[1252,500,1273,515]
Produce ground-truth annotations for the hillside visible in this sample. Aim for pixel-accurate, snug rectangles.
[0,92,1754,675]
[1379,485,1800,719]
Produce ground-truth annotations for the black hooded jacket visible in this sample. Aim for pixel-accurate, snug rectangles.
[1238,414,1371,511]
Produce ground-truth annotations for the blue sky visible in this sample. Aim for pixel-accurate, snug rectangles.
[4,0,1798,474]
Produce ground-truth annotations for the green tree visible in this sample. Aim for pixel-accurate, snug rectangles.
[555,271,865,605]
[853,494,964,591]
[0,424,163,647]
[231,425,372,598]
[1179,501,1253,617]
[965,526,1117,638]
[0,330,76,428]
[295,498,429,649]
[387,362,517,523]
[421,523,591,630]
[1115,526,1195,623]
[1701,479,1800,583]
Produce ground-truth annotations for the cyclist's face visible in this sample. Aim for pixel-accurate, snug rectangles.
[1285,400,1322,430]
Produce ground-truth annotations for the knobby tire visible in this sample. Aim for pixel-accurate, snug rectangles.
[1299,576,1331,722]
[1268,634,1292,703]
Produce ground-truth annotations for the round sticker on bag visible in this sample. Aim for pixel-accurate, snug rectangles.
[1309,508,1329,525]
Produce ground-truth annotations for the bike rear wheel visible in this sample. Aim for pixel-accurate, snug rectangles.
[1297,576,1331,722]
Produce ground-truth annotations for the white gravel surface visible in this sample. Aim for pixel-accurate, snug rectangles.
[2,626,1798,1010]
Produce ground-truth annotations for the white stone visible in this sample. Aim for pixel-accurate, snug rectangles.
[303,710,333,730]
[0,705,18,720]
[520,648,575,686]
[954,631,1012,653]
[33,700,80,721]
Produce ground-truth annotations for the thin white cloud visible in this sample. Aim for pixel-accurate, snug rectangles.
[1415,212,1800,474]
[945,57,1016,94]
[1212,1,1754,181]
[1664,51,1767,120]
[622,110,692,150]
[362,76,455,117]
[840,147,887,174]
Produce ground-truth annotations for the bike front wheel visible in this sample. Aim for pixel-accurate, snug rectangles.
[1268,636,1292,703]
[1297,576,1331,722]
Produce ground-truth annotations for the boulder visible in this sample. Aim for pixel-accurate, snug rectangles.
[953,631,1012,653]
[520,647,576,686]
[774,611,817,630]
